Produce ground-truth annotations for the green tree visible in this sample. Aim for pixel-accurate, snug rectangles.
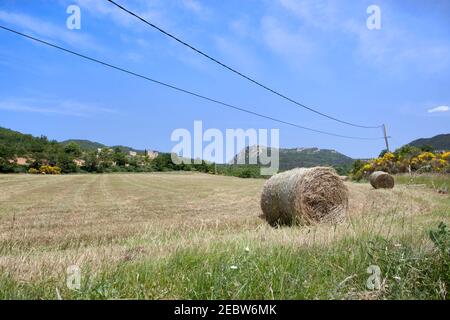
[420,145,434,152]
[83,151,99,172]
[394,145,421,159]
[113,147,127,167]
[152,153,174,171]
[0,157,14,173]
[378,149,388,158]
[57,152,77,173]
[64,142,82,157]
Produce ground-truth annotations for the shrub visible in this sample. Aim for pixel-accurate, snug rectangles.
[238,168,255,178]
[28,168,39,174]
[352,148,450,180]
[38,165,61,175]
[441,151,450,161]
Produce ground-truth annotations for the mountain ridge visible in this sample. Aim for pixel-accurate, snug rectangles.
[407,134,450,150]
[61,139,145,153]
[231,145,354,171]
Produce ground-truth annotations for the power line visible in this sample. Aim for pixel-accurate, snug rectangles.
[0,25,386,140]
[106,0,383,129]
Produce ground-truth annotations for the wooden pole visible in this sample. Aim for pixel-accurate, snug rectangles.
[383,124,390,152]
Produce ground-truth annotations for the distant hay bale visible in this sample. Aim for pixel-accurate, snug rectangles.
[369,171,394,189]
[260,167,349,226]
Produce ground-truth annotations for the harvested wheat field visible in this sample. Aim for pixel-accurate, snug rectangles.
[0,172,449,299]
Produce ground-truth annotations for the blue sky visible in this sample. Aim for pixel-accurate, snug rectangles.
[0,0,449,159]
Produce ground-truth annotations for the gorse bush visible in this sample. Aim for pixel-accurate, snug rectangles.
[28,168,39,174]
[352,147,450,180]
[28,165,62,174]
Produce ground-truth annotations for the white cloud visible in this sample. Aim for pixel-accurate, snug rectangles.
[230,17,251,38]
[343,18,450,75]
[180,0,213,20]
[271,0,450,75]
[74,0,166,30]
[181,0,202,14]
[0,98,117,117]
[213,35,262,75]
[428,105,449,113]
[261,16,313,61]
[277,0,338,30]
[0,10,99,51]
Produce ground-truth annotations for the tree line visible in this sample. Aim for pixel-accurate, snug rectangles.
[0,127,214,174]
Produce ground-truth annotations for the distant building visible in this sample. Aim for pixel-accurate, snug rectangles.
[146,150,159,159]
[129,151,137,157]
[9,157,30,166]
[74,159,85,167]
[97,148,113,154]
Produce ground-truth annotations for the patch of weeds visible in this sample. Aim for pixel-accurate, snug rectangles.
[365,222,449,299]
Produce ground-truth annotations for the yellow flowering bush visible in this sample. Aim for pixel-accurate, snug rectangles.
[417,152,435,162]
[431,159,448,172]
[352,149,449,179]
[38,165,62,174]
[28,168,39,174]
[383,152,395,161]
[362,163,373,172]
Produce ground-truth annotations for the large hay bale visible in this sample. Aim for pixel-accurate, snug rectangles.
[369,171,394,189]
[260,167,349,226]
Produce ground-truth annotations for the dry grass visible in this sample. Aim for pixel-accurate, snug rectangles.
[0,172,448,299]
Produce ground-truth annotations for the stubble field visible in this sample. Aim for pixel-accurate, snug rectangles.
[0,172,448,299]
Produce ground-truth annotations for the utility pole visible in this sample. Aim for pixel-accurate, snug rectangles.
[382,124,390,152]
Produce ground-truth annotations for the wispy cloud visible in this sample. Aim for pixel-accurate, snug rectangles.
[261,16,314,62]
[269,0,450,75]
[344,18,450,75]
[229,16,254,39]
[213,35,262,75]
[0,10,100,51]
[428,105,449,113]
[0,98,118,117]
[180,0,213,20]
[74,0,167,30]
[277,0,339,30]
[181,0,204,14]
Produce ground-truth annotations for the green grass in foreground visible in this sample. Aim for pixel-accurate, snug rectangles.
[1,224,448,300]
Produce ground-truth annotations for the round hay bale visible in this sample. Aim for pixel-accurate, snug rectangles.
[260,167,349,226]
[369,171,394,189]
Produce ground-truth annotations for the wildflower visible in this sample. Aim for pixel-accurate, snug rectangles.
[383,152,395,161]
[441,151,450,161]
[418,152,435,162]
[230,265,238,270]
